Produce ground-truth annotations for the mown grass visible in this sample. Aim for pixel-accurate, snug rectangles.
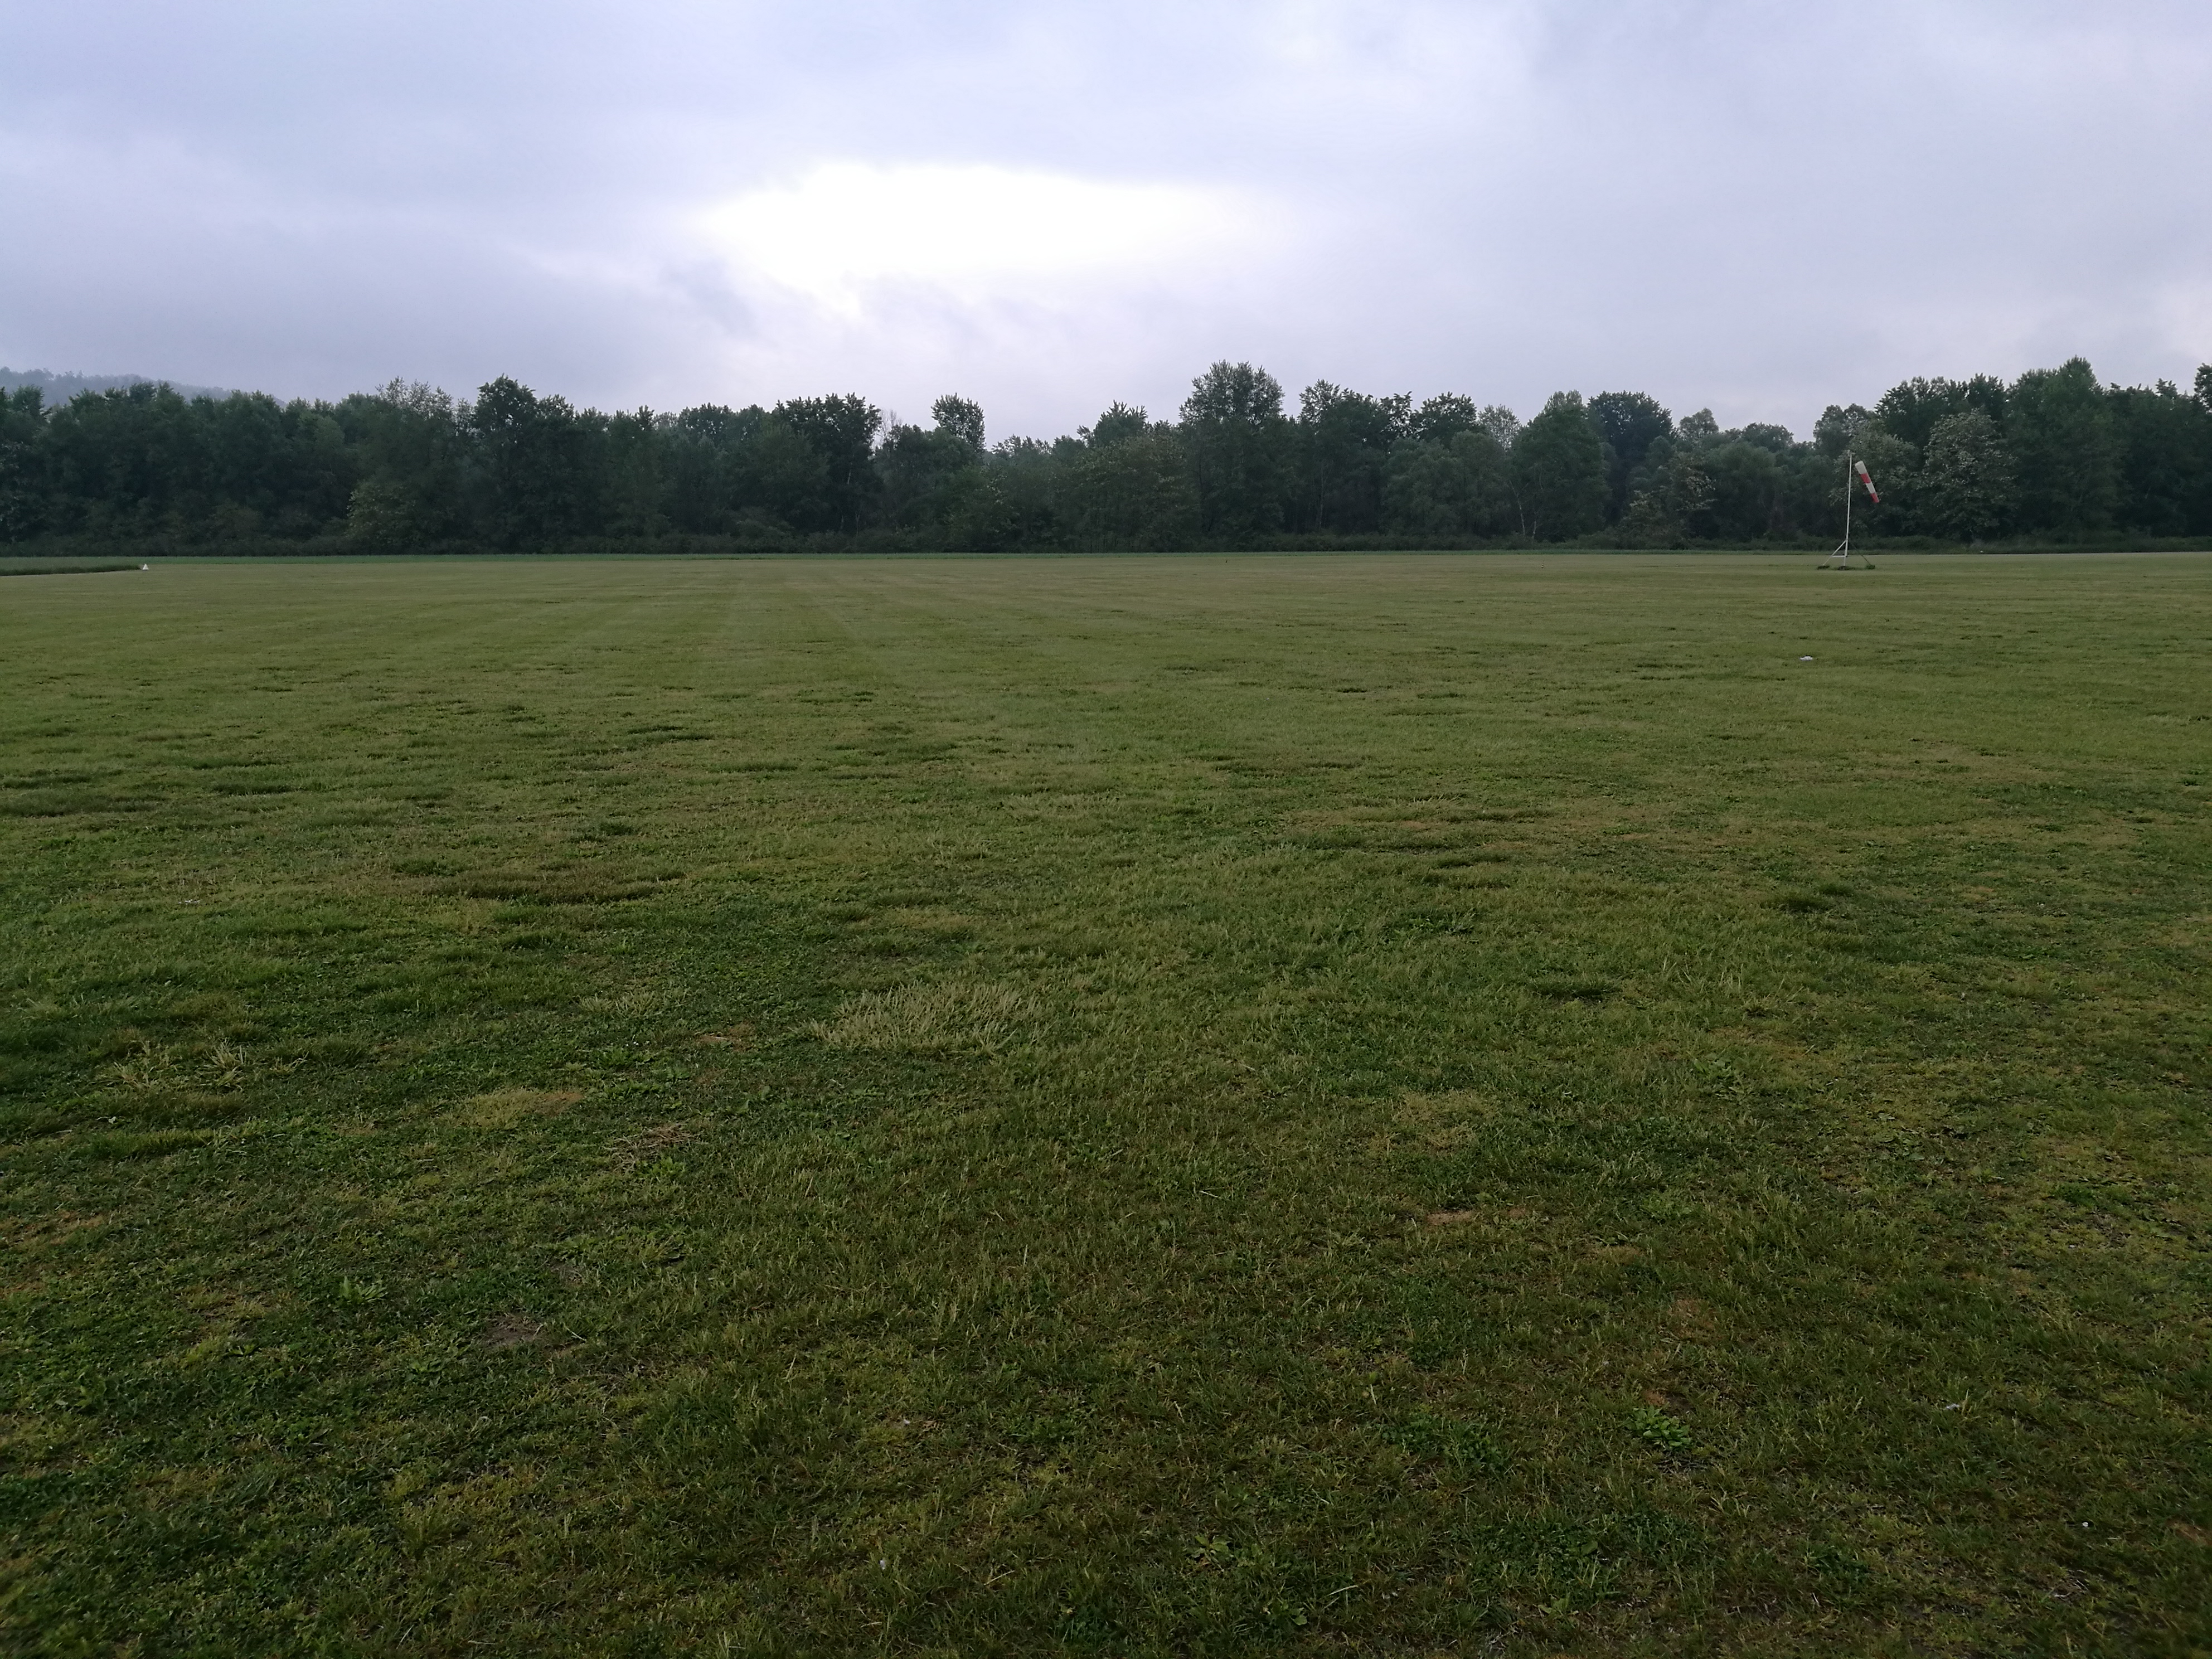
[2,552,2207,1656]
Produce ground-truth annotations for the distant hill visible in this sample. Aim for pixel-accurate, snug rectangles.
[1,367,241,404]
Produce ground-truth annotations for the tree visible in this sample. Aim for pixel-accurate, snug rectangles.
[1587,391,1673,522]
[1919,408,2015,541]
[336,380,468,539]
[469,377,599,548]
[1294,381,1407,532]
[1512,392,1608,540]
[1622,449,1714,546]
[1382,429,1513,539]
[0,386,50,540]
[774,394,882,533]
[1180,361,1289,541]
[1182,361,1283,426]
[931,395,986,454]
[2007,358,2117,536]
[2194,365,2212,530]
[1408,394,1479,445]
[729,413,832,532]
[875,421,976,537]
[655,404,745,533]
[1734,423,1796,455]
[1813,403,1874,455]
[1082,402,1151,447]
[1061,430,1198,550]
[1873,374,2007,451]
[986,435,1065,547]
[937,467,1016,550]
[43,382,212,536]
[604,409,667,537]
[1702,441,1783,541]
[2109,380,2210,535]
[346,476,418,549]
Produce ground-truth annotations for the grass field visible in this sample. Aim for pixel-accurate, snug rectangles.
[3,552,2208,1656]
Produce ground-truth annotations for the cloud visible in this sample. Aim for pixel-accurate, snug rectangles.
[694,163,1256,312]
[654,161,1281,421]
[2,0,2208,438]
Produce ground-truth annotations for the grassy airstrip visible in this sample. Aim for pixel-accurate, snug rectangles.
[2,553,2208,1656]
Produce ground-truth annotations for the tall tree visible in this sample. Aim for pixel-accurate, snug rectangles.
[658,404,745,533]
[603,409,667,537]
[1294,381,1407,532]
[1622,450,1715,546]
[1919,408,2015,541]
[1081,402,1151,447]
[1407,394,1479,445]
[986,435,1065,547]
[936,468,1017,550]
[1702,441,1783,541]
[1478,406,1521,451]
[1873,374,2008,452]
[0,386,47,540]
[1382,429,1512,539]
[469,377,598,548]
[337,380,468,540]
[1511,392,1608,540]
[1182,361,1283,426]
[1586,391,1673,522]
[1813,404,1874,455]
[1180,361,1288,541]
[874,421,972,535]
[931,395,986,454]
[2007,358,2117,536]
[2109,380,2210,535]
[1061,429,1199,550]
[733,412,833,531]
[43,382,211,535]
[774,394,883,533]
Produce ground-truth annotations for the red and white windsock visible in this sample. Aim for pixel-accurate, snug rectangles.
[1855,459,1880,504]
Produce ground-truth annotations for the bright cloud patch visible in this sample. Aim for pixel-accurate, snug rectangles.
[695,162,1249,310]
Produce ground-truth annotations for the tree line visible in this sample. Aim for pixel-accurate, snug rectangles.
[2,357,2208,552]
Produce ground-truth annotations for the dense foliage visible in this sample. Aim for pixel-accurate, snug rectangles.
[3,357,2209,551]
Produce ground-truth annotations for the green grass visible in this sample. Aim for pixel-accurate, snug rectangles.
[2,552,2208,1656]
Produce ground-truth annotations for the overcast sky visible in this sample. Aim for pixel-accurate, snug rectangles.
[3,1,2208,440]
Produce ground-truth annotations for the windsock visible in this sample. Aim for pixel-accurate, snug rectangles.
[1855,459,1880,504]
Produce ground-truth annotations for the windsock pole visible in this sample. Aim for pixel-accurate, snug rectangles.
[1831,450,1854,566]
[1830,452,1879,569]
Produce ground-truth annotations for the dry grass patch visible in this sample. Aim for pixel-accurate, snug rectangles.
[478,1314,544,1351]
[608,1121,698,1170]
[811,979,1033,1053]
[454,1088,583,1128]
